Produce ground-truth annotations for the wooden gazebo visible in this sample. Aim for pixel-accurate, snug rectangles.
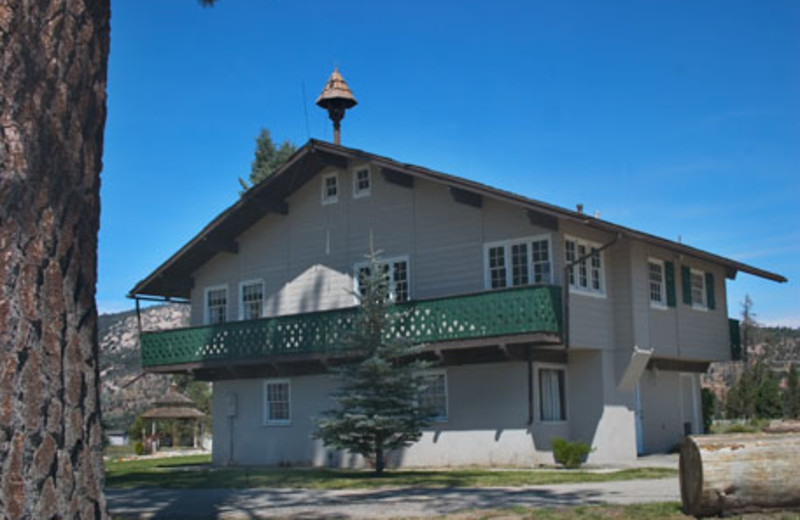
[140,383,206,451]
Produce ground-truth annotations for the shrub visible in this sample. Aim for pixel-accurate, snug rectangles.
[551,437,592,469]
[133,441,145,456]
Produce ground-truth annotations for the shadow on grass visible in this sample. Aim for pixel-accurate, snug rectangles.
[106,465,677,490]
[108,485,644,519]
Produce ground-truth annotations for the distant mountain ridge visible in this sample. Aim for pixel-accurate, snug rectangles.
[99,304,190,431]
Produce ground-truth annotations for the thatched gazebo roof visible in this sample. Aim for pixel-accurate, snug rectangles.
[139,383,206,420]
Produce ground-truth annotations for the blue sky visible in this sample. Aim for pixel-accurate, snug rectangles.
[101,0,799,325]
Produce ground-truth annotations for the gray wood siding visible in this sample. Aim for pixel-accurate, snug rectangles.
[191,165,556,324]
[187,160,731,364]
[631,243,730,362]
[558,221,617,350]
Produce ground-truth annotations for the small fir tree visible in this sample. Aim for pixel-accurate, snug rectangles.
[314,251,432,474]
[785,363,800,420]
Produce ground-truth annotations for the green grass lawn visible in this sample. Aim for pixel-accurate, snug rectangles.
[451,503,800,520]
[104,454,676,490]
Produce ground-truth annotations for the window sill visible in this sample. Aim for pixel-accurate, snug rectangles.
[568,287,607,299]
[538,419,568,425]
[264,421,292,427]
[691,304,709,312]
[650,302,669,311]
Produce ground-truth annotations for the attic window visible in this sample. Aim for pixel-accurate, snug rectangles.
[322,173,338,205]
[353,167,371,198]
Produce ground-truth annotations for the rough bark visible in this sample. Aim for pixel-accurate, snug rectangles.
[680,433,800,517]
[0,1,110,518]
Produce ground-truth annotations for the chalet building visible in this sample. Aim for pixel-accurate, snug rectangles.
[130,71,785,467]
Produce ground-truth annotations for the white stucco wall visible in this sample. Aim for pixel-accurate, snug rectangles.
[211,356,648,468]
[638,369,700,453]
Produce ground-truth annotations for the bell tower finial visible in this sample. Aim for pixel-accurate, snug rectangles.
[316,68,357,145]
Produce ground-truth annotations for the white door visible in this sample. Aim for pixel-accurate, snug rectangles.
[679,373,699,435]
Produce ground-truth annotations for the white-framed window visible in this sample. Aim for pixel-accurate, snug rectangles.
[263,379,291,425]
[354,256,410,303]
[419,370,448,422]
[484,236,552,289]
[321,172,338,205]
[564,236,605,296]
[239,279,264,320]
[648,259,666,308]
[204,285,228,325]
[690,269,706,309]
[353,166,371,198]
[539,366,567,422]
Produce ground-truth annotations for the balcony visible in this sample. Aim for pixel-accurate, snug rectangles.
[140,285,563,372]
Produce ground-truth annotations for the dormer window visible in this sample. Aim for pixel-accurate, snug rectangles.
[322,173,338,205]
[353,167,371,198]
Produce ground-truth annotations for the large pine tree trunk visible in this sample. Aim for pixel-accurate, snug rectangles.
[0,1,110,518]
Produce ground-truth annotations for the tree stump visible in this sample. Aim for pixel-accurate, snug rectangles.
[680,433,800,517]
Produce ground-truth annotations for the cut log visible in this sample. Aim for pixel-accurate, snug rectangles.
[680,433,800,517]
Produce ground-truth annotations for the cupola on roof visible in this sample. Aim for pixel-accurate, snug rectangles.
[316,68,357,145]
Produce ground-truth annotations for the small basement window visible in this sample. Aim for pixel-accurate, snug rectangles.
[322,173,338,205]
[419,370,448,422]
[264,379,291,425]
[539,367,566,422]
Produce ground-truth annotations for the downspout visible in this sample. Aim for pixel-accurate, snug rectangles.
[562,233,621,350]
[527,346,534,425]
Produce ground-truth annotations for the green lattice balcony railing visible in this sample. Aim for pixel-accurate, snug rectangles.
[140,285,562,369]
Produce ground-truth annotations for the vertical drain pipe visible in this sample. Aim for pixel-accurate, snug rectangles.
[527,346,534,425]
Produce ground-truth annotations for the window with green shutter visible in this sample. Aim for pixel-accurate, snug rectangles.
[681,265,692,305]
[705,272,716,310]
[665,261,676,307]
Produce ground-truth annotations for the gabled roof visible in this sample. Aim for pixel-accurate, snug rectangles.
[129,139,786,299]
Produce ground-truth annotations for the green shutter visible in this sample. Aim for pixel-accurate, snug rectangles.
[681,265,692,305]
[705,272,716,310]
[665,261,676,307]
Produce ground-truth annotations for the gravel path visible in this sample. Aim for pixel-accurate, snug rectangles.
[107,477,680,519]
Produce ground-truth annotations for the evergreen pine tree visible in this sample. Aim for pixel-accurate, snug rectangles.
[238,129,297,192]
[314,251,433,474]
[726,365,758,419]
[755,361,783,419]
[784,363,800,419]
